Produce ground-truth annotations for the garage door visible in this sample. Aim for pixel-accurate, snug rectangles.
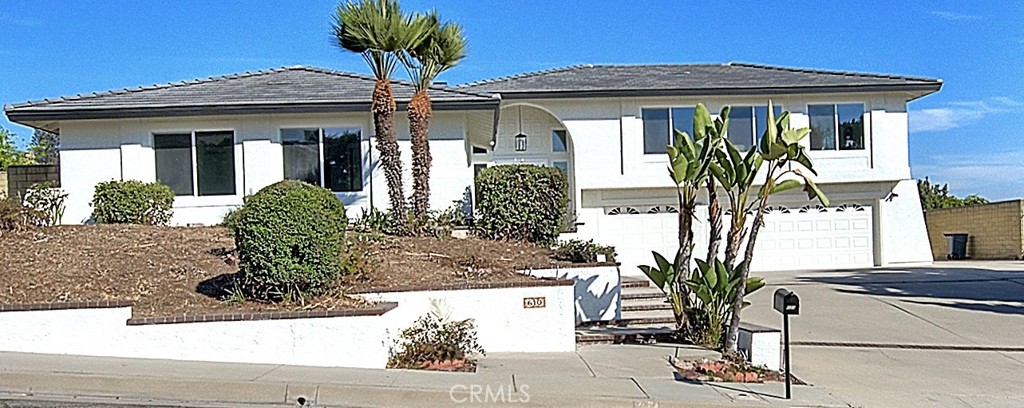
[599,203,873,275]
[597,206,688,277]
[752,204,874,271]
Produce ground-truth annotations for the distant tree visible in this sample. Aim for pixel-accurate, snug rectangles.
[30,129,59,165]
[0,127,33,170]
[917,177,989,210]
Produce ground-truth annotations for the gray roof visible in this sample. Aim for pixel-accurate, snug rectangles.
[458,62,942,99]
[4,66,498,123]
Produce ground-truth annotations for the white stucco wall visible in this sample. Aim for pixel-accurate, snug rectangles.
[0,306,393,368]
[57,111,473,225]
[876,179,933,264]
[521,265,621,323]
[360,284,576,353]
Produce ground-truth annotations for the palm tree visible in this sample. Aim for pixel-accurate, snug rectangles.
[332,0,429,228]
[402,12,466,218]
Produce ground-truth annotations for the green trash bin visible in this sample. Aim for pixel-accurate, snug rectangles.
[944,233,968,260]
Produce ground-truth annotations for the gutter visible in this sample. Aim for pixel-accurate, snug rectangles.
[491,83,943,100]
[4,99,501,124]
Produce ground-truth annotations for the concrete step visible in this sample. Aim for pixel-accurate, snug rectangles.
[620,276,650,289]
[621,300,672,312]
[621,308,675,323]
[620,287,664,301]
[575,326,676,344]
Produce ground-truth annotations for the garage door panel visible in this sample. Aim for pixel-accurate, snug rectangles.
[599,204,873,275]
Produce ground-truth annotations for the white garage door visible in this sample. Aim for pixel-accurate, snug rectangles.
[598,204,873,275]
[597,206,685,277]
[752,204,874,271]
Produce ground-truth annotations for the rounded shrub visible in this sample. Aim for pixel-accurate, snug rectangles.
[91,180,174,225]
[232,180,348,301]
[474,165,568,244]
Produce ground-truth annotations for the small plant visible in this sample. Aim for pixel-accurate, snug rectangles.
[388,299,485,371]
[352,207,397,234]
[0,198,43,231]
[22,181,67,226]
[552,239,616,264]
[684,259,765,348]
[474,165,568,244]
[232,180,348,302]
[90,180,174,225]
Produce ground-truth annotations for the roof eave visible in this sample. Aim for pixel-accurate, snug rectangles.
[4,99,500,123]
[489,83,943,100]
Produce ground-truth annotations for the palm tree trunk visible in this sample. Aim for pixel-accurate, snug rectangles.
[408,90,432,219]
[372,79,407,228]
[705,178,722,264]
[723,193,770,352]
[724,213,746,271]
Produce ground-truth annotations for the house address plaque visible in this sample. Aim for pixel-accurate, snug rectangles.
[523,297,546,308]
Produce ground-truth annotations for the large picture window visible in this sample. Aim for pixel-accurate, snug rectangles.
[809,103,865,151]
[642,107,695,154]
[281,127,363,192]
[154,131,236,196]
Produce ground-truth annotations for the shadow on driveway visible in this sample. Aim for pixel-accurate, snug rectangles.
[796,265,1024,316]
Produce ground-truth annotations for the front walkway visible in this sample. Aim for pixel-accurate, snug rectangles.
[0,345,848,407]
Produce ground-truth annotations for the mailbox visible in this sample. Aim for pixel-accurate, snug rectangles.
[773,289,800,315]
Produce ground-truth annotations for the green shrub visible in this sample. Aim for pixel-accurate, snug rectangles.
[90,180,174,225]
[388,300,485,370]
[22,181,68,226]
[232,180,348,302]
[552,239,617,264]
[474,165,568,244]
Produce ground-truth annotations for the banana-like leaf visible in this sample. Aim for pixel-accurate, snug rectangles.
[704,262,718,289]
[638,265,666,291]
[693,104,712,139]
[771,179,803,195]
[782,128,809,145]
[746,277,766,294]
[715,260,729,292]
[653,251,673,275]
[800,174,830,206]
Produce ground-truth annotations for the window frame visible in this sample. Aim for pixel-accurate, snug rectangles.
[806,103,868,153]
[640,105,697,158]
[152,129,238,198]
[279,126,365,193]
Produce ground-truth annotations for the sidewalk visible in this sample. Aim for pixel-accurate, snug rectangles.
[0,345,851,407]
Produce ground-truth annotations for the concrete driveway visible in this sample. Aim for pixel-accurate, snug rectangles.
[741,261,1024,408]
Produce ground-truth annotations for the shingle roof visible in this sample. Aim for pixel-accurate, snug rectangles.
[4,66,498,123]
[457,62,942,98]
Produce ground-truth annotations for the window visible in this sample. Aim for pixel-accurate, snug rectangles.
[809,103,865,151]
[552,130,567,153]
[154,131,236,197]
[154,134,193,196]
[642,107,695,154]
[725,105,784,151]
[281,127,363,192]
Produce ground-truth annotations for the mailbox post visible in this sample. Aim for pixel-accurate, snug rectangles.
[773,288,800,399]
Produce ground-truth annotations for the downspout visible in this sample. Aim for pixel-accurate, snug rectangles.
[489,94,502,149]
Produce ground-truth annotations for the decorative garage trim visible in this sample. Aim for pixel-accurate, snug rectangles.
[605,205,679,215]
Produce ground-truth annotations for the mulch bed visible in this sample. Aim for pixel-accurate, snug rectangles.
[675,358,805,384]
[0,225,578,318]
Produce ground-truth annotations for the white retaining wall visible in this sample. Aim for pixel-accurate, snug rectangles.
[521,265,621,323]
[0,306,394,368]
[0,281,576,368]
[360,283,576,353]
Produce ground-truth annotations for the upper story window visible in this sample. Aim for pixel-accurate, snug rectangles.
[727,105,783,151]
[281,127,363,192]
[154,131,236,196]
[808,103,865,151]
[642,107,695,154]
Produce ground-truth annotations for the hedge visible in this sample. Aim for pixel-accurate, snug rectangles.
[474,165,568,244]
[90,180,174,225]
[231,180,348,301]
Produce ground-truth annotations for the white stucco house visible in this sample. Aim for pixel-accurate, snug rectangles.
[4,62,942,274]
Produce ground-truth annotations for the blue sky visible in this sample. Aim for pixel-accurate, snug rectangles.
[2,1,1022,199]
